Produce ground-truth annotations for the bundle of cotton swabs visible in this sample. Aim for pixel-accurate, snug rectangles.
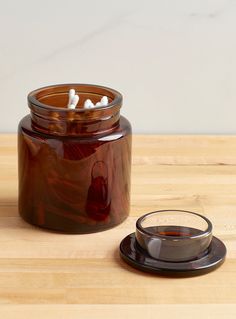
[67,89,108,110]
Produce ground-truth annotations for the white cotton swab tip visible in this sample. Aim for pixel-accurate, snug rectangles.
[73,94,79,104]
[101,96,108,106]
[68,89,76,107]
[68,94,79,109]
[69,89,75,98]
[95,96,109,108]
[84,99,94,109]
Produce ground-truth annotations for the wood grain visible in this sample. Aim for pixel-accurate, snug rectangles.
[0,134,235,317]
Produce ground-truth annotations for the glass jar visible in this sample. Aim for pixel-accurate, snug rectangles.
[18,84,132,233]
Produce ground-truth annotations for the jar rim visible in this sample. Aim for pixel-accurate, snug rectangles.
[28,83,122,112]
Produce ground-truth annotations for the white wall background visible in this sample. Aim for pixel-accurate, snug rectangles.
[1,0,236,134]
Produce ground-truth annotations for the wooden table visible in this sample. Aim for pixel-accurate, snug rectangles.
[0,135,235,318]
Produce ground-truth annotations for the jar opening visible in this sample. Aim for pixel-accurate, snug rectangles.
[28,83,122,112]
[27,84,122,136]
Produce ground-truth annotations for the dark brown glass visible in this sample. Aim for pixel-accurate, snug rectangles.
[18,84,132,233]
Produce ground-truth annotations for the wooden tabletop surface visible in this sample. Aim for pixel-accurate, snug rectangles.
[0,134,235,318]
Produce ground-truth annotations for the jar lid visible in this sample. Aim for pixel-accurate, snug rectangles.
[120,210,226,277]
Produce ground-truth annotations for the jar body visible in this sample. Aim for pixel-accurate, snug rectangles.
[18,114,131,233]
[18,84,132,233]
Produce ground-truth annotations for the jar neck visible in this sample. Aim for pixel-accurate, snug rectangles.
[28,84,122,137]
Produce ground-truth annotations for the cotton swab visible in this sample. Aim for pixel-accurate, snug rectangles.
[68,89,75,106]
[84,99,94,109]
[67,89,79,109]
[100,96,108,106]
[68,95,79,109]
[95,96,109,107]
[67,89,109,109]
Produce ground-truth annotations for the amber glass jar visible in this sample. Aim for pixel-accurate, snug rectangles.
[18,84,132,233]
